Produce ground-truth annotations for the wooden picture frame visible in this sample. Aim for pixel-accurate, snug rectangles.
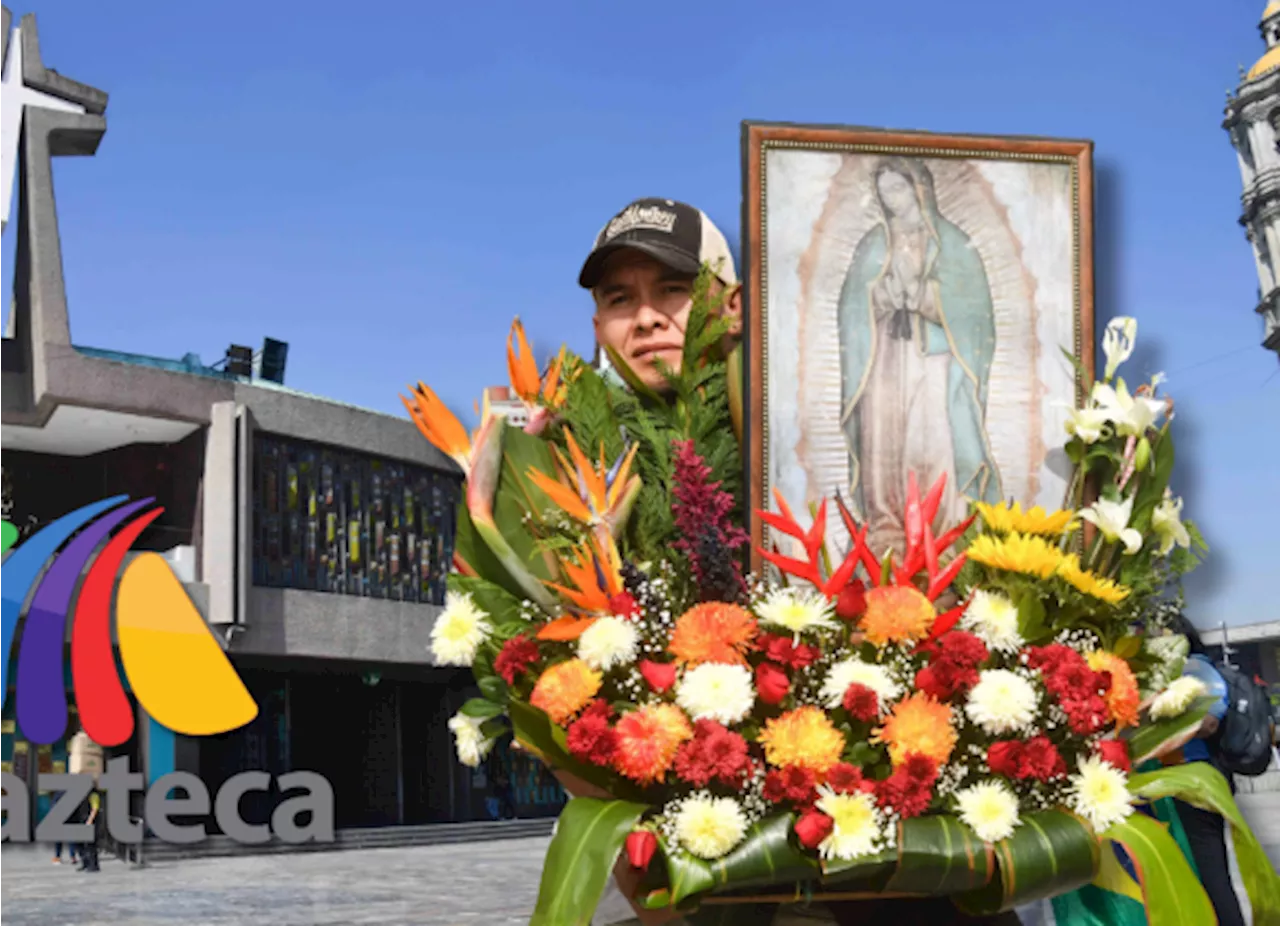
[742,122,1095,574]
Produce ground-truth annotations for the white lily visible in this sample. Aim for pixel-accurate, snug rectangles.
[1078,496,1143,555]
[1102,317,1138,381]
[1065,405,1110,444]
[1151,490,1191,555]
[1091,379,1166,437]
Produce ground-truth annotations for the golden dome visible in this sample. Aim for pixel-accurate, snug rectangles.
[1266,1,1280,21]
[1249,44,1280,80]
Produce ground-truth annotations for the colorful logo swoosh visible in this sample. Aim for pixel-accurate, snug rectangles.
[1,496,258,745]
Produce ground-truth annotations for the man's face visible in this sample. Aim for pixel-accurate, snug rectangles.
[592,250,696,391]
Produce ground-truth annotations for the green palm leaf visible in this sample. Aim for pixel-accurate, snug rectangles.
[1122,696,1215,765]
[1100,812,1215,926]
[530,797,648,926]
[884,815,995,895]
[1128,763,1280,924]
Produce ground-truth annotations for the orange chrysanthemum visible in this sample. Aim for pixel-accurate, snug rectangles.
[860,585,936,646]
[530,659,602,726]
[873,692,957,767]
[758,706,845,773]
[667,602,759,666]
[1087,651,1141,729]
[613,704,694,785]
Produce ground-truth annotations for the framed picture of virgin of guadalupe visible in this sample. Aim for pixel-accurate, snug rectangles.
[741,122,1095,572]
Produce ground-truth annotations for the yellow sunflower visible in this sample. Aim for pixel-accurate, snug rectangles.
[975,501,1078,537]
[967,533,1067,580]
[1056,555,1131,605]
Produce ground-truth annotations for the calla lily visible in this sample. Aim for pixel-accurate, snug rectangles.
[1065,405,1109,444]
[527,430,641,538]
[1102,317,1137,381]
[1091,379,1167,437]
[401,382,473,473]
[1152,490,1191,555]
[1078,496,1143,555]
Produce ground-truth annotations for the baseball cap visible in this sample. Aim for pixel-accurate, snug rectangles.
[578,198,738,290]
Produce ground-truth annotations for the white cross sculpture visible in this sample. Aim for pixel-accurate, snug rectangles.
[1,15,87,232]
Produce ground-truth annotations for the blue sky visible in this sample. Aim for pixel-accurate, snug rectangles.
[4,1,1278,629]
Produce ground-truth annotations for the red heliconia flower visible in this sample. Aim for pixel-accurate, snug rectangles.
[625,830,658,871]
[794,810,834,849]
[755,662,791,706]
[494,634,540,685]
[842,683,880,722]
[638,659,678,693]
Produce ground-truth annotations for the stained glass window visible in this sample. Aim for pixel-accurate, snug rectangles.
[251,434,460,605]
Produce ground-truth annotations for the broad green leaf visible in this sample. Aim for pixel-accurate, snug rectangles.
[508,698,646,802]
[1013,588,1049,643]
[1113,635,1142,660]
[447,575,527,627]
[452,504,527,602]
[477,675,508,704]
[491,424,559,581]
[1128,763,1280,923]
[459,697,504,720]
[1129,428,1174,535]
[654,846,719,907]
[819,846,898,891]
[479,716,508,740]
[955,810,1099,915]
[1100,812,1215,926]
[530,797,648,926]
[1121,696,1214,765]
[884,815,995,895]
[702,813,820,893]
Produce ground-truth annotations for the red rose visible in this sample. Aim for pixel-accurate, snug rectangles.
[987,741,1023,778]
[625,830,658,870]
[609,591,640,619]
[1096,739,1132,772]
[842,683,880,721]
[638,660,678,693]
[794,810,834,849]
[756,662,791,706]
[835,580,868,620]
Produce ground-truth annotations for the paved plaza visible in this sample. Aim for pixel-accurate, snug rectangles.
[2,795,1277,926]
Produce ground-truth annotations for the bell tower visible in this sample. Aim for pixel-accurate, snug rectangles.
[1224,2,1280,359]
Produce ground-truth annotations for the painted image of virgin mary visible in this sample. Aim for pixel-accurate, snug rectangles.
[837,157,1002,557]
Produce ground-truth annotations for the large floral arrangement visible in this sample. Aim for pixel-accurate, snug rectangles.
[404,289,1279,925]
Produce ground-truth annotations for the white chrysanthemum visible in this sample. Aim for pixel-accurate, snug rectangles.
[820,658,902,710]
[431,591,492,665]
[965,669,1039,735]
[673,795,748,860]
[447,712,494,768]
[960,590,1024,654]
[1069,756,1133,832]
[676,663,755,726]
[577,616,639,672]
[755,587,838,638]
[1148,676,1207,720]
[955,780,1021,843]
[814,787,886,861]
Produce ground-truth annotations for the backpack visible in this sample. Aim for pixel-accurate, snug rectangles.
[1213,662,1275,777]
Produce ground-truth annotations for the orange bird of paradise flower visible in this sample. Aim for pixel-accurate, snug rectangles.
[527,429,640,530]
[537,534,626,640]
[507,318,569,416]
[400,382,474,474]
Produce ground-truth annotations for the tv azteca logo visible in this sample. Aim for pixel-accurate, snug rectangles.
[1,496,333,846]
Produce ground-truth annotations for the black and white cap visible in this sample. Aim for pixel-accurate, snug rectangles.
[578,198,737,289]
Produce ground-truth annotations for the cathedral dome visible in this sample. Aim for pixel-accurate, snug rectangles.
[1248,45,1280,80]
[1265,1,1280,21]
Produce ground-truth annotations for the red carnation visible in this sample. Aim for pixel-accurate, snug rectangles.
[758,633,820,670]
[1018,736,1067,781]
[835,580,868,621]
[638,660,678,693]
[902,754,939,786]
[987,741,1023,778]
[675,720,751,787]
[625,830,658,870]
[825,763,870,795]
[494,634,540,685]
[936,631,989,668]
[756,662,791,706]
[842,683,880,722]
[876,767,933,819]
[763,766,817,805]
[566,700,617,765]
[1095,739,1132,772]
[794,810,834,849]
[609,591,640,618]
